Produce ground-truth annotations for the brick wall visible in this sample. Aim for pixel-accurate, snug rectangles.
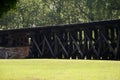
[0,47,29,59]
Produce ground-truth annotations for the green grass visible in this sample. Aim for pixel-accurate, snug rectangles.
[0,59,120,80]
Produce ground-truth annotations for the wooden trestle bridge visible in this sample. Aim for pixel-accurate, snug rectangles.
[0,19,120,60]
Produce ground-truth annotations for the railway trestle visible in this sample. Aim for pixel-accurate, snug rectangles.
[0,19,120,60]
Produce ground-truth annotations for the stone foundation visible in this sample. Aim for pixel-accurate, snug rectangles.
[0,47,29,59]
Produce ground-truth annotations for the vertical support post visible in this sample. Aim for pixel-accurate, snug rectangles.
[101,27,109,60]
[94,28,100,59]
[117,26,120,60]
[54,31,59,58]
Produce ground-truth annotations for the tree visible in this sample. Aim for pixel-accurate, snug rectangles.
[0,0,120,29]
[0,0,18,18]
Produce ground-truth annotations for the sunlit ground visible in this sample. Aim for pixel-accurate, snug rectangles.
[0,59,120,80]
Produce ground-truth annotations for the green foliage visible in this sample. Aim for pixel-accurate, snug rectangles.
[0,0,120,29]
[0,0,18,18]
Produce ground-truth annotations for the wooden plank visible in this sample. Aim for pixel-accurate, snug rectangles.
[44,35,55,57]
[56,35,69,58]
[32,37,42,56]
[85,32,99,59]
[70,34,83,58]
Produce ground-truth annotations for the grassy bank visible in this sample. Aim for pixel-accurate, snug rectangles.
[0,59,120,80]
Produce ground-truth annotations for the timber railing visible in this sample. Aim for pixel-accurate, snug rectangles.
[0,19,120,60]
